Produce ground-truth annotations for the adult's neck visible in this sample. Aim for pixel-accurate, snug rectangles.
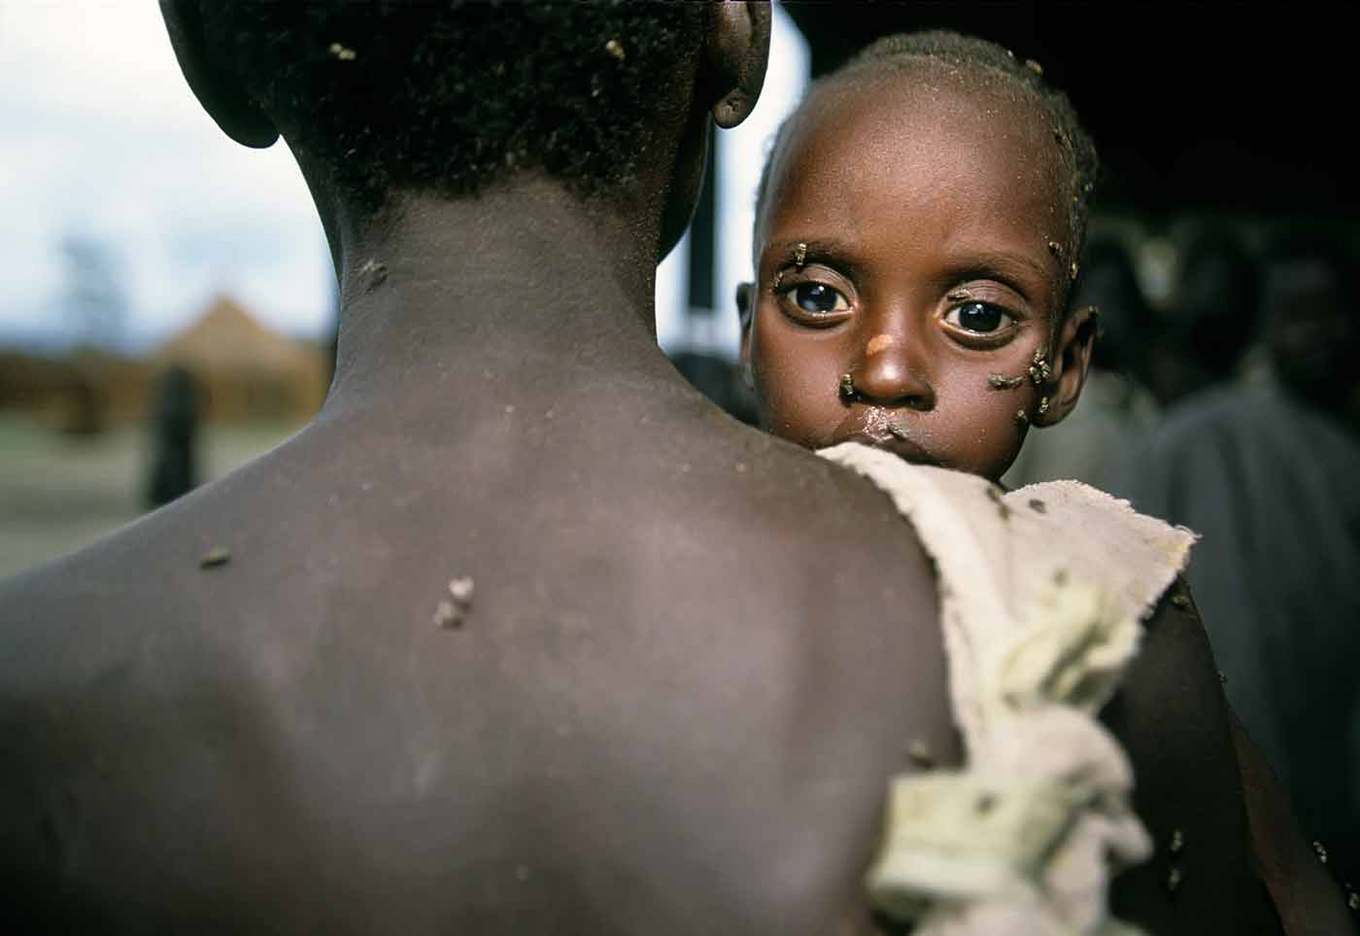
[322,177,686,418]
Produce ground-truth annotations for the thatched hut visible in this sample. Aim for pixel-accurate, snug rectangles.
[153,296,328,423]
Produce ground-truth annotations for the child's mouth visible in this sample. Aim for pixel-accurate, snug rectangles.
[844,409,936,465]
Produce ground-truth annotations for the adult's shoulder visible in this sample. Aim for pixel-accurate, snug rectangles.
[0,503,225,692]
[623,426,943,639]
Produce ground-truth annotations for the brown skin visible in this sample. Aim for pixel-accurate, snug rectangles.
[740,72,1095,483]
[0,5,967,935]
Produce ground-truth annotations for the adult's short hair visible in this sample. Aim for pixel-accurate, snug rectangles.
[206,1,704,205]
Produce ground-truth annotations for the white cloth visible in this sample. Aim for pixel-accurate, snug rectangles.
[818,443,1195,936]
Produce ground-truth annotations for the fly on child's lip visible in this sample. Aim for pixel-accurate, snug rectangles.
[842,408,936,465]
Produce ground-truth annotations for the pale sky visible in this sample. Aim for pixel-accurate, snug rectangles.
[0,0,330,348]
[0,1,807,358]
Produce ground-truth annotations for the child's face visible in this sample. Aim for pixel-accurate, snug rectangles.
[742,74,1089,481]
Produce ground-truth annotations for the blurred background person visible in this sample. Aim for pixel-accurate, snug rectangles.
[1111,234,1360,887]
[144,364,199,508]
[1145,228,1264,405]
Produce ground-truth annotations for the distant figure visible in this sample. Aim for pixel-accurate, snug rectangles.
[1005,236,1161,487]
[1146,228,1261,405]
[145,364,200,507]
[1112,235,1360,888]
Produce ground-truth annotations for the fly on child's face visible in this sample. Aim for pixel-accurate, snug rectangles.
[745,75,1071,481]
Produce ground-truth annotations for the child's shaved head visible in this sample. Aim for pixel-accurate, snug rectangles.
[757,30,1098,296]
[740,30,1103,481]
[204,1,705,206]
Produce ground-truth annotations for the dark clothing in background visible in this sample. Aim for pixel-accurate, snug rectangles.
[1110,377,1360,878]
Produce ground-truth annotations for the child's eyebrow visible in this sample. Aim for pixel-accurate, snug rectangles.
[941,250,1054,301]
[766,237,856,259]
[764,237,868,275]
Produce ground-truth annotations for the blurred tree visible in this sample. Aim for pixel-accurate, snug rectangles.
[56,236,128,435]
[60,235,127,351]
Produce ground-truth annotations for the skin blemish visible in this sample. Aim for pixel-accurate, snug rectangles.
[907,738,934,767]
[199,546,231,570]
[1047,240,1064,258]
[449,577,475,603]
[793,242,808,268]
[437,576,475,629]
[1028,498,1047,514]
[865,333,896,356]
[357,258,388,291]
[987,373,1025,390]
[433,600,459,628]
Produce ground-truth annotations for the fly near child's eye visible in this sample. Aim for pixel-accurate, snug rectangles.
[945,301,1014,335]
[786,282,849,315]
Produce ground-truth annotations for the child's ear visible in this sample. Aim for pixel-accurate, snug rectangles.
[736,282,755,333]
[708,3,772,129]
[160,0,279,148]
[736,281,755,379]
[1034,306,1098,427]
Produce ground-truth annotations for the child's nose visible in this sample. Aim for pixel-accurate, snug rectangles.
[854,338,935,411]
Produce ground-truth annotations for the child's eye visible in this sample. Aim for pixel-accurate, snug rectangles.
[783,282,850,316]
[943,301,1015,335]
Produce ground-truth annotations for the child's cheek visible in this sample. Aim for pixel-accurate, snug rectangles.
[933,368,1032,479]
[751,313,847,447]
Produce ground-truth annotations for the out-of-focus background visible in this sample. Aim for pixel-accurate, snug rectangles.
[2,1,1358,899]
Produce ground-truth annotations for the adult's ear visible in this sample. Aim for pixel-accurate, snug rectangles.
[657,4,771,261]
[707,2,772,129]
[1034,305,1097,427]
[159,0,278,148]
